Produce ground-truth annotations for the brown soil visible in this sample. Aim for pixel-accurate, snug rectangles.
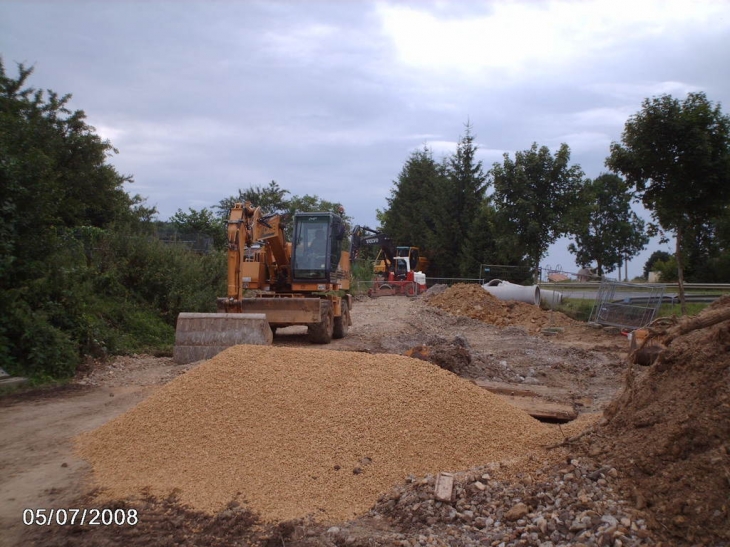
[579,296,730,546]
[2,284,726,546]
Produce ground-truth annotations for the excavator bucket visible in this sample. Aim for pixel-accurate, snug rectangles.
[173,312,273,364]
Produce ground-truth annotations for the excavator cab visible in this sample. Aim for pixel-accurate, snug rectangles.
[292,212,344,282]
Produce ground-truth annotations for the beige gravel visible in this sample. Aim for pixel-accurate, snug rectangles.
[76,345,571,522]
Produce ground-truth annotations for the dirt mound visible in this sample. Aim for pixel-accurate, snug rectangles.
[404,335,472,374]
[585,300,730,545]
[427,283,576,331]
[76,346,574,523]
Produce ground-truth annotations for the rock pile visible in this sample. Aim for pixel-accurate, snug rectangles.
[366,458,656,546]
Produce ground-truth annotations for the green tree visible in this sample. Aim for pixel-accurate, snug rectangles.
[1,61,135,277]
[653,256,679,282]
[606,92,730,311]
[491,143,584,280]
[170,207,226,250]
[381,125,489,279]
[216,180,289,217]
[701,206,730,281]
[461,199,532,283]
[567,173,648,276]
[0,60,139,376]
[643,250,672,279]
[380,146,446,267]
[447,124,489,278]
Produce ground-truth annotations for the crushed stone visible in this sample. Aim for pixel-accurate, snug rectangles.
[76,346,575,523]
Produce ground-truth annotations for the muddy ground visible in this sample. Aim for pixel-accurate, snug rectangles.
[0,293,649,546]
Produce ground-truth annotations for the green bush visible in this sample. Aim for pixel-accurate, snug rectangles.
[0,63,227,381]
[1,301,78,379]
[1,228,226,380]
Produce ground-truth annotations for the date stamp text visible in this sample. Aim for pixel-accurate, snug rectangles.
[23,508,138,526]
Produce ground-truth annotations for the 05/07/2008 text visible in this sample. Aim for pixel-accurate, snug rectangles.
[23,508,138,526]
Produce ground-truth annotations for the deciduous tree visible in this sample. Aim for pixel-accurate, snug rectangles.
[567,173,648,276]
[491,143,584,280]
[606,92,730,312]
[216,180,289,216]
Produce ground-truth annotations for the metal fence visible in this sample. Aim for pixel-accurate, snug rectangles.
[589,279,665,329]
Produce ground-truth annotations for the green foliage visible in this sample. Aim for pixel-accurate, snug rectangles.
[643,250,672,279]
[447,124,490,278]
[381,145,447,270]
[652,256,679,282]
[170,207,227,250]
[606,92,730,300]
[350,259,379,296]
[0,60,223,380]
[491,142,584,277]
[607,92,730,235]
[702,252,730,282]
[553,298,594,322]
[567,173,648,275]
[381,124,490,278]
[216,180,290,216]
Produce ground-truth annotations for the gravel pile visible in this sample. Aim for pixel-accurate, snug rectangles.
[76,346,573,523]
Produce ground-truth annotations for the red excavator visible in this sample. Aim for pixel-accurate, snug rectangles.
[351,226,427,297]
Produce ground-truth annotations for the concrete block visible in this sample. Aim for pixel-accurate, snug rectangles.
[173,313,273,364]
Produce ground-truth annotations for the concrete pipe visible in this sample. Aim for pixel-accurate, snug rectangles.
[540,288,563,306]
[482,279,541,306]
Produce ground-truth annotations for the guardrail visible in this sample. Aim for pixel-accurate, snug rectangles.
[538,282,730,291]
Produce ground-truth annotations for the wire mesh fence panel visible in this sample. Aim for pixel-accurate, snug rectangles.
[589,280,665,329]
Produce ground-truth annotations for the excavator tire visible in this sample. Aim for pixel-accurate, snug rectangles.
[308,301,334,344]
[173,312,273,364]
[333,300,350,339]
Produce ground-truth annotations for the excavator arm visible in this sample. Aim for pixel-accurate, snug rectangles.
[226,202,290,299]
[351,226,396,271]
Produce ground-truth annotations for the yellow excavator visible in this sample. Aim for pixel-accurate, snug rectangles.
[173,202,352,364]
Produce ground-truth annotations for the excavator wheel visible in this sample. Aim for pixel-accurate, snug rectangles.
[333,300,350,339]
[308,301,334,344]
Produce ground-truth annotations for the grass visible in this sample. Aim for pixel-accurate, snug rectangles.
[656,301,708,319]
[551,297,711,324]
[549,298,594,322]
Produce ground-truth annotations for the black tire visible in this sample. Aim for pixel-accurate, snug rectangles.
[333,300,350,339]
[308,302,334,344]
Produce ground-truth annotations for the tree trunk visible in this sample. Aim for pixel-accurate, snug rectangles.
[676,226,686,315]
[663,306,730,345]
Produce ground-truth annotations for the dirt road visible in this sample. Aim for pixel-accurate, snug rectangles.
[0,294,629,546]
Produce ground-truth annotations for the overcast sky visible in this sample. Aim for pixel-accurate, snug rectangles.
[3,0,730,279]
